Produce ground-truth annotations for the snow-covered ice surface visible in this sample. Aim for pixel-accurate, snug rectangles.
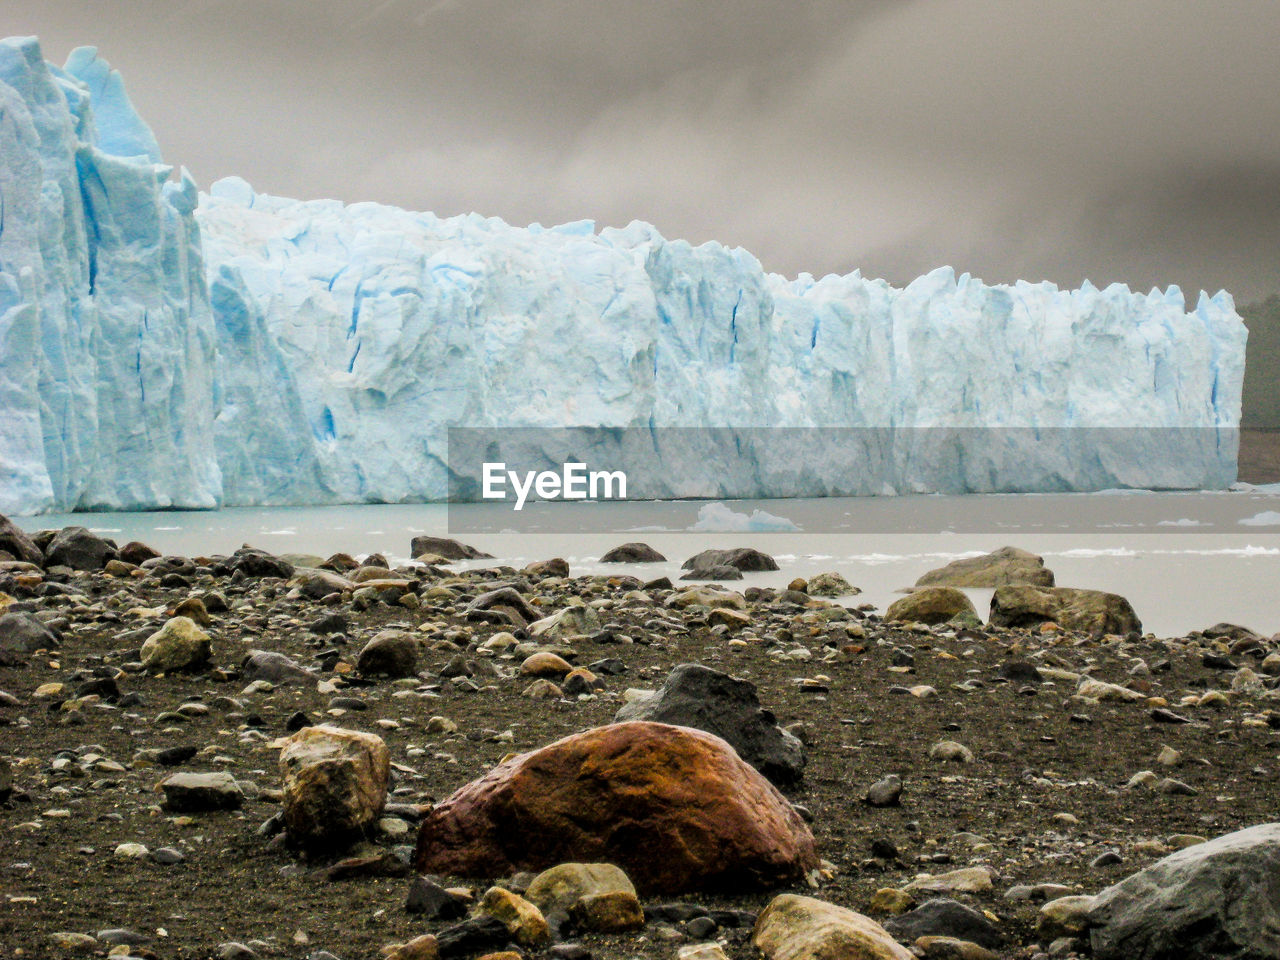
[0,38,1248,514]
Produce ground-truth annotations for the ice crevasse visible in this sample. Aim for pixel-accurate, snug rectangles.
[0,37,1248,514]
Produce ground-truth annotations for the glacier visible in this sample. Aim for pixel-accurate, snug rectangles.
[0,37,220,516]
[0,38,1248,515]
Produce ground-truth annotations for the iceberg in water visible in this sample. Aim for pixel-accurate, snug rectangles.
[0,38,1249,514]
[691,503,801,533]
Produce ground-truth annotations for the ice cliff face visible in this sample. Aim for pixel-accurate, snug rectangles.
[196,179,1245,503]
[0,38,220,515]
[0,38,1248,513]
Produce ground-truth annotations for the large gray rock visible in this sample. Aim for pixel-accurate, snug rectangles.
[0,514,43,566]
[915,546,1055,588]
[357,631,419,678]
[410,536,493,561]
[0,612,61,665]
[1088,823,1280,959]
[990,585,1141,636]
[468,587,540,624]
[160,772,244,812]
[600,542,666,563]
[223,546,294,579]
[615,663,804,786]
[682,547,779,572]
[44,526,117,570]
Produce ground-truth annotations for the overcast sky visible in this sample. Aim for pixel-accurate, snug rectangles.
[4,0,1279,301]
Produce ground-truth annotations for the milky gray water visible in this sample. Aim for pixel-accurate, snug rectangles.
[14,488,1280,639]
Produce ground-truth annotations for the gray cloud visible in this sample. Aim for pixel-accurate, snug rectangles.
[4,0,1278,300]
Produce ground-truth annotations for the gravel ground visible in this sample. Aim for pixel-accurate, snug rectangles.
[2,543,1277,960]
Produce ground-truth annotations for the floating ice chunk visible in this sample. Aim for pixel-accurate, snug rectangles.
[1239,511,1280,527]
[689,502,801,532]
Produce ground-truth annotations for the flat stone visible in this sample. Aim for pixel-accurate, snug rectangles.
[905,868,993,896]
[885,898,1003,949]
[160,771,244,812]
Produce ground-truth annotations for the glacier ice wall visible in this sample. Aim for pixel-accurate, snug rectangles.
[0,37,1248,513]
[195,178,1246,504]
[0,38,220,515]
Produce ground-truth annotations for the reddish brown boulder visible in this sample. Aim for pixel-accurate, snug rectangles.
[415,721,818,893]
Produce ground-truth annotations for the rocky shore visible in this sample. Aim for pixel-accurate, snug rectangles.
[3,519,1279,960]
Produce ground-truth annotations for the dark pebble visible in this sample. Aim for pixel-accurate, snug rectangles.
[405,875,467,919]
[435,916,511,959]
[646,903,709,924]
[686,916,717,939]
[871,838,899,860]
[156,745,197,766]
[97,928,151,946]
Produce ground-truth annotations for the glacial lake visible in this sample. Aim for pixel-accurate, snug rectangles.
[14,488,1280,640]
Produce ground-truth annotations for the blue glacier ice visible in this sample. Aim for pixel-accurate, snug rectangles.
[196,179,1246,504]
[0,37,220,515]
[0,38,1248,514]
